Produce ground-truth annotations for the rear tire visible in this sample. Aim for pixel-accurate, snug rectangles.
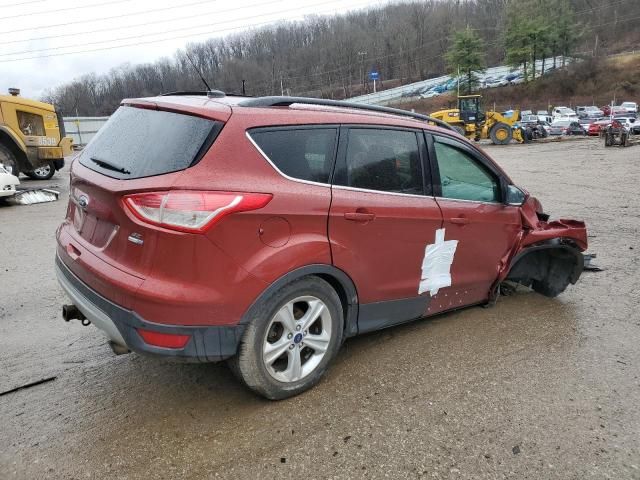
[0,143,19,177]
[489,122,513,145]
[229,276,344,400]
[26,161,55,180]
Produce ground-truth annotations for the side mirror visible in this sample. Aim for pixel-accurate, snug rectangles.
[505,184,526,206]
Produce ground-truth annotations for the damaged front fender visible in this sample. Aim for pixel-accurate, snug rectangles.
[495,195,588,298]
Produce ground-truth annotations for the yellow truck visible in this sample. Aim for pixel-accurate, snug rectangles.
[0,88,73,180]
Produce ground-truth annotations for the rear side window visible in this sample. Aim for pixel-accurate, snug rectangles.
[335,128,423,195]
[80,106,220,179]
[249,128,337,183]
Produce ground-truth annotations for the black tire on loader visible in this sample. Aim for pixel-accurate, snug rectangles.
[0,143,19,177]
[489,122,513,145]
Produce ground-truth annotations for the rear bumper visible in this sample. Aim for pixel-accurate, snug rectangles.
[55,255,245,362]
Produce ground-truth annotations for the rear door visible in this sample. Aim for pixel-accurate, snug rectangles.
[427,133,521,313]
[329,126,443,333]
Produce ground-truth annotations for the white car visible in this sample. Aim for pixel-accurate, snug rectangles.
[620,102,638,114]
[553,107,578,119]
[0,164,19,197]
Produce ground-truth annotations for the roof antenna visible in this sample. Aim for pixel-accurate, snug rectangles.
[185,52,212,91]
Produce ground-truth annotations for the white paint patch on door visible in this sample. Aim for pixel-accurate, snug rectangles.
[419,228,458,296]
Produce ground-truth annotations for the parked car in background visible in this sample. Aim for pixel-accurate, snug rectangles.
[588,120,610,136]
[552,107,578,119]
[613,116,640,134]
[54,94,588,400]
[550,119,586,135]
[0,163,19,197]
[602,105,627,116]
[620,101,638,114]
[576,106,604,119]
[537,111,552,123]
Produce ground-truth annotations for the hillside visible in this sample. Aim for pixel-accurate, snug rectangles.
[391,53,640,114]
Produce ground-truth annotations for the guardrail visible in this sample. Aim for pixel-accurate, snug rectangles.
[63,117,109,147]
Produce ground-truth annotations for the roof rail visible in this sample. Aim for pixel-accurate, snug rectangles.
[237,96,455,131]
[160,90,226,98]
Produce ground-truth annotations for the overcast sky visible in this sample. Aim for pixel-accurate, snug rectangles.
[0,0,385,99]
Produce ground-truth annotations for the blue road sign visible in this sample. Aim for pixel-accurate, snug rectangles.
[368,71,379,81]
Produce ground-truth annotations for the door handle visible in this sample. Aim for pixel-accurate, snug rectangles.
[344,212,376,222]
[450,216,469,225]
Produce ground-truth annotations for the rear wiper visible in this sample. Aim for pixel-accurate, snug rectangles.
[90,156,131,175]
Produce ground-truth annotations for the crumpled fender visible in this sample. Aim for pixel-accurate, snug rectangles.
[518,195,588,250]
[491,195,588,297]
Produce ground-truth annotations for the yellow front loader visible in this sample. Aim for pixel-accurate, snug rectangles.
[0,88,73,180]
[430,95,524,144]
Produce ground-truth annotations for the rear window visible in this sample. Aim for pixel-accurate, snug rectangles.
[79,106,220,179]
[248,127,337,183]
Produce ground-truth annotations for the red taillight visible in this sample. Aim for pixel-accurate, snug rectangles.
[137,328,191,349]
[123,190,272,233]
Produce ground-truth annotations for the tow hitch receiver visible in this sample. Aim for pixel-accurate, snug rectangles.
[62,304,91,326]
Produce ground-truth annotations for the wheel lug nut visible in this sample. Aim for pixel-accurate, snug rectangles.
[296,325,301,331]
[289,344,295,350]
[303,331,307,336]
[287,333,293,339]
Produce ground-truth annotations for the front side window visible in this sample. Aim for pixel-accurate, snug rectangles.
[433,138,500,202]
[336,128,423,195]
[249,128,337,183]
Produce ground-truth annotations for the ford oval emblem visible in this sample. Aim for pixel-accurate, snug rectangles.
[78,195,89,209]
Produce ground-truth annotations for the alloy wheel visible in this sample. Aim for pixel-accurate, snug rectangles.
[262,295,332,383]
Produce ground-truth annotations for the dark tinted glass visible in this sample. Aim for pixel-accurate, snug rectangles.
[249,128,337,183]
[339,129,422,194]
[80,106,218,179]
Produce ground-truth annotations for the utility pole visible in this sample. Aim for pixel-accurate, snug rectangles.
[357,51,367,90]
[280,74,284,96]
[242,79,246,96]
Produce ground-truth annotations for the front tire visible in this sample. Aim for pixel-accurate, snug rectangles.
[0,143,19,177]
[26,161,55,180]
[229,276,344,400]
[489,122,513,145]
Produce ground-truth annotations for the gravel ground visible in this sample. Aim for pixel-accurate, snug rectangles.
[1,137,639,479]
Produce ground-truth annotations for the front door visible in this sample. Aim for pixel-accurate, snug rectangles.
[428,134,522,313]
[329,127,443,332]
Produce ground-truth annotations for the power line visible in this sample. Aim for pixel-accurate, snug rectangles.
[0,0,379,63]
[0,0,133,21]
[0,0,347,58]
[0,0,45,7]
[0,0,216,35]
[2,0,283,46]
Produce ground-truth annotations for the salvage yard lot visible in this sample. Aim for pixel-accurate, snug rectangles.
[1,137,639,479]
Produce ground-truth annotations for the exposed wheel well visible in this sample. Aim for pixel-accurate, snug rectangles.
[505,244,584,298]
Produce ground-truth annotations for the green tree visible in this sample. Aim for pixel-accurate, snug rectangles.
[445,27,485,95]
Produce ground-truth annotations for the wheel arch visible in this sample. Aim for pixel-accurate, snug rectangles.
[239,264,359,337]
[0,128,28,168]
[503,240,584,297]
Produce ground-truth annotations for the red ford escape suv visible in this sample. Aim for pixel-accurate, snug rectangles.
[56,94,588,399]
